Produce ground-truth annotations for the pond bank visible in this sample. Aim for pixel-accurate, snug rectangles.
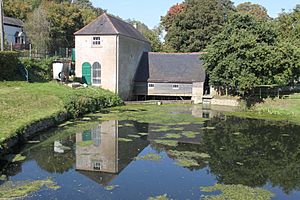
[0,81,122,154]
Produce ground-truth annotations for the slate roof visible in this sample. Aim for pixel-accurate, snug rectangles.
[3,16,23,27]
[74,13,149,42]
[135,52,206,83]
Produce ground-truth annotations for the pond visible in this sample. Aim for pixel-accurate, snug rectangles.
[1,104,300,199]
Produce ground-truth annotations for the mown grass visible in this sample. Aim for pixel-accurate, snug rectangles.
[0,81,122,144]
[229,93,300,124]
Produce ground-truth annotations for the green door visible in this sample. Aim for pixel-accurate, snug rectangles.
[82,62,91,85]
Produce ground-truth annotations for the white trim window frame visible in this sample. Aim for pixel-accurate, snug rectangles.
[92,36,101,47]
[172,84,179,90]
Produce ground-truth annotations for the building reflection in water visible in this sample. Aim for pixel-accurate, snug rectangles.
[75,120,149,186]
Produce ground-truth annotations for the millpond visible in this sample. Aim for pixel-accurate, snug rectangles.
[1,104,300,200]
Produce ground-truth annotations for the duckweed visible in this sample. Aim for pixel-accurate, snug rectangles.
[148,194,169,200]
[153,140,178,147]
[168,150,210,159]
[0,178,60,199]
[12,154,26,162]
[77,140,93,147]
[201,184,274,200]
[105,185,119,191]
[163,133,182,139]
[127,134,141,138]
[135,153,162,161]
[175,158,199,167]
[118,138,133,142]
[182,131,199,138]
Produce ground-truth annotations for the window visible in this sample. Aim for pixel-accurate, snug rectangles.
[93,161,101,170]
[92,37,101,46]
[148,83,155,88]
[92,62,101,85]
[172,84,179,89]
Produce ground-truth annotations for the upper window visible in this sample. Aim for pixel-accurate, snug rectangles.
[92,37,101,46]
[172,84,179,89]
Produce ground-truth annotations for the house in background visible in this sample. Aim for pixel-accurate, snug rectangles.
[4,16,28,50]
[134,52,205,103]
[74,13,206,103]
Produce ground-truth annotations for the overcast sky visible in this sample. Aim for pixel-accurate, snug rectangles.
[91,0,299,28]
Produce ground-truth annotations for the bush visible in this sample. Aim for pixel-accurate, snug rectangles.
[20,57,59,82]
[0,51,20,81]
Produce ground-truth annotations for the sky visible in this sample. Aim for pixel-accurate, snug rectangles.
[91,0,299,29]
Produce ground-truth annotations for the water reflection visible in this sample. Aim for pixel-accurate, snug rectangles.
[75,120,149,186]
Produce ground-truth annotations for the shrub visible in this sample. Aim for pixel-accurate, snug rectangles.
[0,51,20,81]
[20,57,59,82]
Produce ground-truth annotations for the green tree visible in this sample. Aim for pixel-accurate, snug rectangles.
[276,5,300,46]
[24,5,50,54]
[127,19,162,52]
[237,2,270,20]
[4,0,31,20]
[202,13,300,95]
[162,0,235,52]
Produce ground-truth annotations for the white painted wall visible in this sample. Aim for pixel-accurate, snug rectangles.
[75,35,117,93]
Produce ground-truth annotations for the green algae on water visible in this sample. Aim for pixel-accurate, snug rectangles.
[201,184,274,200]
[0,178,60,199]
[118,138,133,142]
[138,132,149,136]
[135,153,162,161]
[200,127,216,130]
[182,131,199,138]
[168,150,210,159]
[127,134,141,138]
[163,133,182,139]
[148,194,169,200]
[12,154,26,162]
[77,140,93,147]
[153,140,178,147]
[175,158,199,167]
[105,185,119,191]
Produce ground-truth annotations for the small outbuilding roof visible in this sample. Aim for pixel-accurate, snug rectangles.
[4,16,23,27]
[74,13,149,43]
[135,52,206,83]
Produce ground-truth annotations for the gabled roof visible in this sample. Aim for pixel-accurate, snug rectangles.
[135,52,206,83]
[3,16,23,27]
[74,13,149,42]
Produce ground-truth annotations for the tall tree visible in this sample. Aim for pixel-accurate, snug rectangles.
[237,2,270,20]
[127,19,162,52]
[3,0,31,20]
[24,5,50,53]
[161,3,185,31]
[202,13,300,95]
[276,5,300,46]
[162,0,235,52]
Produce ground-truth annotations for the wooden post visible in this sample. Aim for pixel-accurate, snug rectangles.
[0,0,4,51]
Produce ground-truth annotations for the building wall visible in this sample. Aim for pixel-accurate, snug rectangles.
[75,35,117,93]
[75,120,118,173]
[118,35,151,100]
[192,82,204,104]
[4,25,22,44]
[134,82,194,96]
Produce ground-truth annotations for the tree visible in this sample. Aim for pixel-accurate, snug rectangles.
[72,0,93,8]
[24,5,50,53]
[127,19,162,52]
[161,3,185,31]
[276,5,300,46]
[4,0,31,20]
[237,2,270,20]
[162,0,235,52]
[202,13,300,95]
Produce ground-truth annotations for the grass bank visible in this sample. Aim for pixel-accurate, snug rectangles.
[230,93,300,124]
[0,81,122,144]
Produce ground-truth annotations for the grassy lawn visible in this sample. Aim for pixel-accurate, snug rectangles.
[230,93,300,124]
[0,81,121,143]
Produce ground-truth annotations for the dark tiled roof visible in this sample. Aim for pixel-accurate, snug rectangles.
[3,16,23,27]
[135,52,206,83]
[74,13,148,42]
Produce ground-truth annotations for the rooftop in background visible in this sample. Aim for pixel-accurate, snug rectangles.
[135,52,206,83]
[74,13,149,43]
[3,16,24,27]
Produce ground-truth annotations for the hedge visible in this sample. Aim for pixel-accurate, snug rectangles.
[0,51,20,81]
